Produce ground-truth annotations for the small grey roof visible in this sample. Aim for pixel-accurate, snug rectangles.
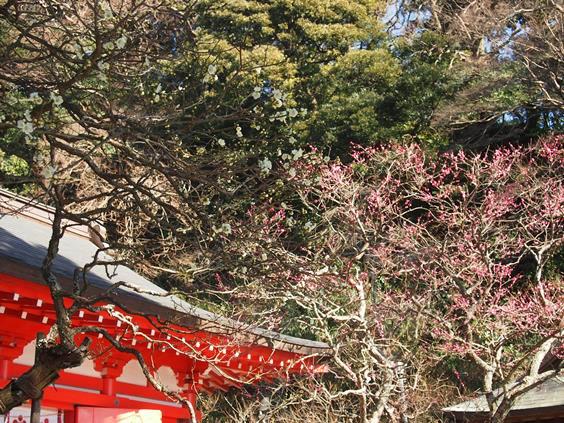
[0,189,330,355]
[443,376,564,414]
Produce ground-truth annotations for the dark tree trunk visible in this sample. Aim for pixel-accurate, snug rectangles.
[0,338,90,415]
[488,398,515,423]
[30,333,45,423]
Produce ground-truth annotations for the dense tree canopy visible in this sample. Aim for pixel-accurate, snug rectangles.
[206,135,563,422]
[392,0,563,146]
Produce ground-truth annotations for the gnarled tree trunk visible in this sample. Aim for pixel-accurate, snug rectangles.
[0,338,90,414]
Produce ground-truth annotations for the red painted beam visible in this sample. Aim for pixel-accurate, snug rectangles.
[0,377,191,420]
[8,362,184,403]
[0,272,324,394]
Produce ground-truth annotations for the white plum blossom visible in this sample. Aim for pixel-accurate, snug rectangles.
[116,35,128,49]
[292,148,303,160]
[288,168,297,178]
[29,92,42,104]
[213,223,232,235]
[101,2,113,19]
[235,126,243,138]
[50,92,63,106]
[220,223,232,235]
[40,164,57,180]
[252,86,262,99]
[217,138,226,147]
[289,136,297,144]
[17,119,34,135]
[269,111,287,123]
[272,89,283,101]
[33,150,44,162]
[72,43,84,59]
[272,89,284,108]
[203,73,218,84]
[24,110,32,121]
[207,64,217,75]
[304,221,315,232]
[258,157,272,174]
[287,108,298,118]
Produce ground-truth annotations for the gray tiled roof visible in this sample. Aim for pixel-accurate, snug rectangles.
[0,189,329,354]
[443,376,564,413]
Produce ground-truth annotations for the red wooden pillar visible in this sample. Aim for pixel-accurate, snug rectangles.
[102,372,116,396]
[63,409,75,423]
[0,358,9,380]
[94,356,128,397]
[0,334,28,379]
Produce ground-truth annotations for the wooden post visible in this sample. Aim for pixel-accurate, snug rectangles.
[30,333,45,423]
[0,359,8,380]
[102,375,115,396]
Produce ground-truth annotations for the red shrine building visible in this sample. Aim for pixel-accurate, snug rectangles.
[0,189,329,422]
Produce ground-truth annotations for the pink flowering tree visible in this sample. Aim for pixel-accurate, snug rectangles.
[211,135,563,422]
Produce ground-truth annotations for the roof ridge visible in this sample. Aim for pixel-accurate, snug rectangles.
[0,188,105,243]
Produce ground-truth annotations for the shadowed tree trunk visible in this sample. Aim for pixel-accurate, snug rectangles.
[0,338,90,414]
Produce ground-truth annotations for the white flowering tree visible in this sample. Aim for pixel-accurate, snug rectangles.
[0,0,309,418]
[1,0,366,413]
